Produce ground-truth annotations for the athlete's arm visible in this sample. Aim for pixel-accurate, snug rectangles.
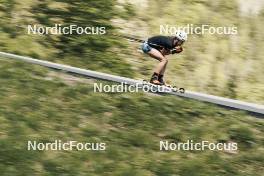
[160,48,171,55]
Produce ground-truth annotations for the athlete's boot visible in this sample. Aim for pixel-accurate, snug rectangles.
[158,75,165,85]
[150,73,163,85]
[158,75,172,87]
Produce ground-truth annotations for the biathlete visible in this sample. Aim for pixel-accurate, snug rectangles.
[141,31,187,86]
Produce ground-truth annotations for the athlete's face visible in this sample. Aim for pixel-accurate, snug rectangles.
[174,39,184,46]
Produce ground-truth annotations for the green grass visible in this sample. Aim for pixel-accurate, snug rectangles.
[0,1,263,175]
[0,0,135,78]
[1,0,264,103]
[119,0,264,104]
[0,58,263,176]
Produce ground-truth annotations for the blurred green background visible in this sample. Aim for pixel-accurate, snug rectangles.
[0,0,263,175]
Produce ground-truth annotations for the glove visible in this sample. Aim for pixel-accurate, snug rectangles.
[171,46,183,54]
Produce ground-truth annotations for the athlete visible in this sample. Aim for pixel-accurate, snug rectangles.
[141,31,187,86]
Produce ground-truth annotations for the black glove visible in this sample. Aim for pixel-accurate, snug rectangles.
[171,46,183,54]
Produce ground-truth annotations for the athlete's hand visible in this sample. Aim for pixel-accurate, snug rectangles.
[171,46,183,54]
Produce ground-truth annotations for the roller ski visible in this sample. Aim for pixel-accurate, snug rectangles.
[142,73,176,93]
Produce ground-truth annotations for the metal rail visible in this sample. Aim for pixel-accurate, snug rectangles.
[0,51,263,115]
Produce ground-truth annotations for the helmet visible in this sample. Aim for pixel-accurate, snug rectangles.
[175,30,187,42]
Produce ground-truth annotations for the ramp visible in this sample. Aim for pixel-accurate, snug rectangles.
[0,51,263,115]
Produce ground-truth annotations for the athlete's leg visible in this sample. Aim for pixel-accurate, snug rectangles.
[157,60,168,85]
[141,43,168,85]
[147,48,168,74]
[160,59,168,75]
[146,49,168,85]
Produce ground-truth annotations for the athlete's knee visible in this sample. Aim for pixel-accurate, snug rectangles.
[160,57,168,63]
